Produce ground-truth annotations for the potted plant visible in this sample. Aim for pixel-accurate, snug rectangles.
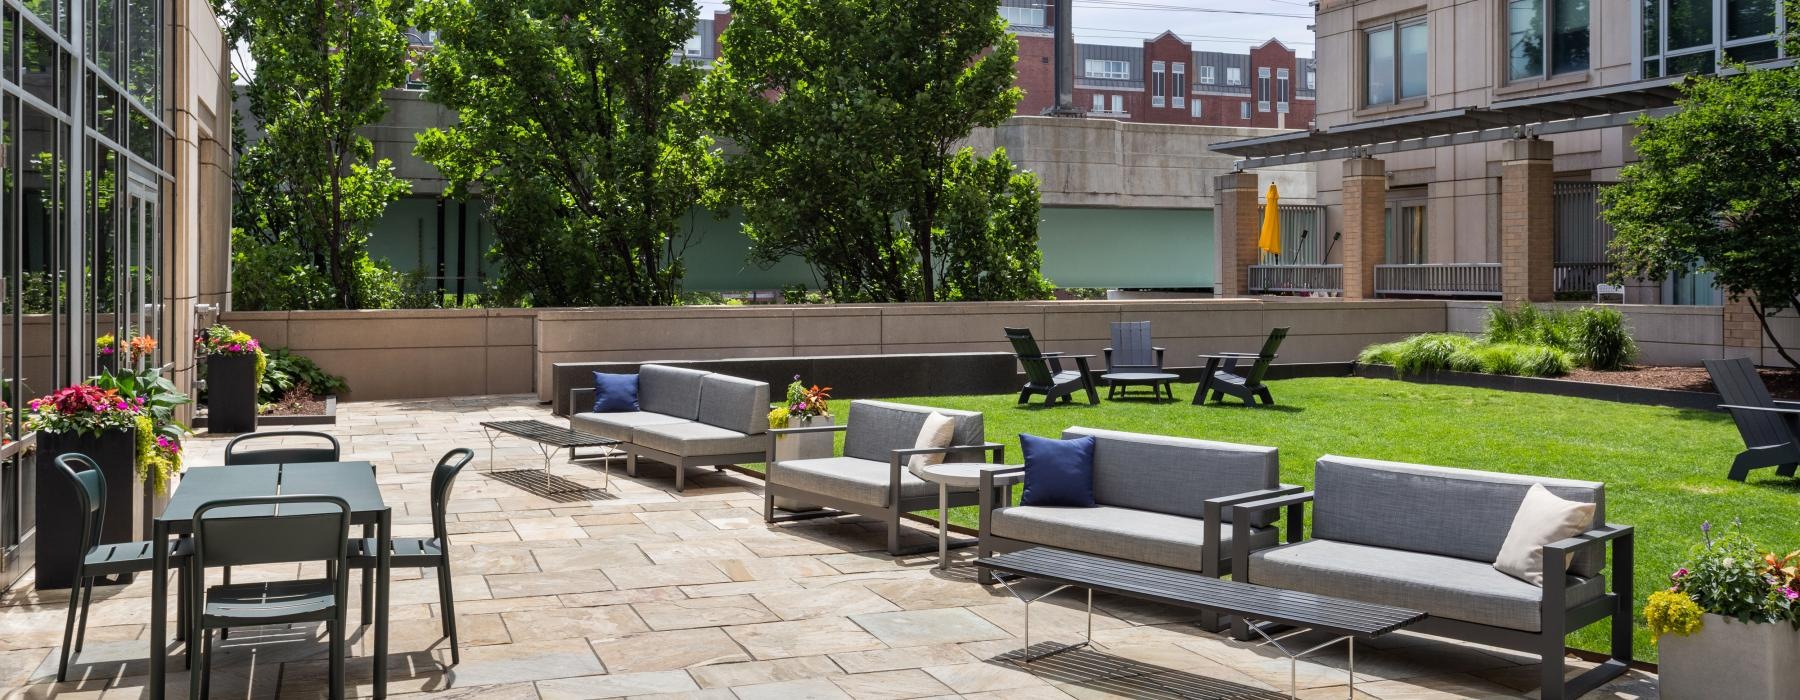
[197,324,265,433]
[90,350,191,532]
[1646,520,1800,699]
[768,376,831,512]
[26,384,147,589]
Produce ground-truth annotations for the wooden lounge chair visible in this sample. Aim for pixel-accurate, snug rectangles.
[1195,327,1289,407]
[1004,327,1099,405]
[1705,357,1800,481]
[1101,321,1179,400]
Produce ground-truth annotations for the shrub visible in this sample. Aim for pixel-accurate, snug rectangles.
[1391,334,1475,376]
[1356,341,1403,366]
[1569,307,1638,370]
[1512,344,1574,377]
[259,348,349,403]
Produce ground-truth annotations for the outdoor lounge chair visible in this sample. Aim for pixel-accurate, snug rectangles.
[1705,357,1800,481]
[1101,321,1178,400]
[1195,327,1288,407]
[1004,327,1098,405]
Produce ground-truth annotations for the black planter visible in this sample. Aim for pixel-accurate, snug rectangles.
[207,353,259,434]
[35,428,144,590]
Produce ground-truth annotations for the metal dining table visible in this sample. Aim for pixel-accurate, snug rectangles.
[147,461,393,699]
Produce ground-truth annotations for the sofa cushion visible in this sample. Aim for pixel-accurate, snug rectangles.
[571,411,687,442]
[632,422,763,459]
[1310,455,1606,577]
[843,400,985,464]
[1019,433,1097,508]
[639,364,710,421]
[769,456,968,507]
[1494,483,1597,586]
[1248,538,1608,633]
[991,505,1278,573]
[906,412,957,474]
[1063,427,1279,524]
[698,373,770,436]
[591,372,640,413]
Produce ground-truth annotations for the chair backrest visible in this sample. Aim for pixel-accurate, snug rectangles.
[1705,358,1791,448]
[1310,455,1606,576]
[1004,327,1056,386]
[1244,327,1291,385]
[429,448,475,544]
[224,430,341,466]
[192,495,351,569]
[639,364,710,420]
[1109,322,1156,370]
[843,400,986,464]
[698,373,771,435]
[53,453,107,557]
[1062,427,1279,525]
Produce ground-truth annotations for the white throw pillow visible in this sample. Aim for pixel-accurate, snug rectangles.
[1493,483,1596,586]
[907,412,957,476]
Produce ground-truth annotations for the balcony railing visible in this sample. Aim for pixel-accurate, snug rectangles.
[1248,264,1342,294]
[1554,262,1615,296]
[1374,263,1501,298]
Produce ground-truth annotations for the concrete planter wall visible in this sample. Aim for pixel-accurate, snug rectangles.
[35,428,142,589]
[771,414,833,512]
[1657,613,1800,699]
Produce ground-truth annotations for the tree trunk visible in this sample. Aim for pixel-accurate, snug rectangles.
[1750,296,1800,368]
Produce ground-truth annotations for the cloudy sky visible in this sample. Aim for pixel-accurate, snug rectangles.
[694,0,1315,56]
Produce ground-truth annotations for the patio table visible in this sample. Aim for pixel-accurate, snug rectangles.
[148,461,393,699]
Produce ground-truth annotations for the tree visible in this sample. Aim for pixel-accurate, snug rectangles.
[936,148,1054,301]
[413,0,719,307]
[224,0,415,309]
[702,0,1044,302]
[1603,61,1800,366]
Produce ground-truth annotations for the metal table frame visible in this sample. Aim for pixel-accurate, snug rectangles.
[914,462,1002,570]
[480,420,621,493]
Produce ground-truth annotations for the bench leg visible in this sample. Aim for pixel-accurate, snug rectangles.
[992,578,1091,664]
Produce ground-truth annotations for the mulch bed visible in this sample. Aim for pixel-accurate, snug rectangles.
[1565,365,1800,401]
[259,389,329,417]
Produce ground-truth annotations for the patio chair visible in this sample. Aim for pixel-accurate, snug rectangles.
[190,494,352,700]
[223,430,342,465]
[1195,327,1289,407]
[1705,357,1800,481]
[52,453,193,683]
[1101,321,1178,400]
[1004,327,1098,405]
[345,448,473,665]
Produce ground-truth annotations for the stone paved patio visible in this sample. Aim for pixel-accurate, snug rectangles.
[1,395,1659,699]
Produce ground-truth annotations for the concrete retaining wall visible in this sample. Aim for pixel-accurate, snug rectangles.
[223,308,537,401]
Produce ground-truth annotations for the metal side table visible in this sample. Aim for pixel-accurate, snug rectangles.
[916,462,1015,570]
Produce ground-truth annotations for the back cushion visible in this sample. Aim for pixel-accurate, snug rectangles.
[1064,427,1278,523]
[1311,455,1606,576]
[638,364,709,420]
[844,400,985,464]
[698,374,771,435]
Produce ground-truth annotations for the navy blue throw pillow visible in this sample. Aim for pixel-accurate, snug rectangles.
[592,372,640,413]
[1019,433,1097,507]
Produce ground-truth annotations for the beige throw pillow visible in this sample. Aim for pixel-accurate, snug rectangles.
[907,412,957,476]
[1493,483,1596,586]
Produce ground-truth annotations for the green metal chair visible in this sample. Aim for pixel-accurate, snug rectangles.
[346,448,473,665]
[1196,327,1289,407]
[1004,327,1098,405]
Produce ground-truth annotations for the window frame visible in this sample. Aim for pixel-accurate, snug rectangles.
[1171,62,1186,108]
[1084,59,1131,80]
[1640,0,1787,79]
[1363,15,1429,107]
[1151,60,1166,107]
[1240,101,1250,119]
[1506,0,1593,82]
[1225,66,1242,85]
[1111,94,1123,113]
[1191,99,1202,118]
[1091,93,1105,112]
[1199,65,1216,84]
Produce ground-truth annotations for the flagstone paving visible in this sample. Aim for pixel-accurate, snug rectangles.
[2,394,1661,699]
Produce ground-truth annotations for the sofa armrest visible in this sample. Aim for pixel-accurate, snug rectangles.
[1231,491,1315,584]
[568,387,596,417]
[1201,485,1303,579]
[1543,525,1634,640]
[979,466,1028,540]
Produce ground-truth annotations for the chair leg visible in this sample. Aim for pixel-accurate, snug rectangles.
[626,451,638,477]
[57,574,81,682]
[74,579,95,653]
[361,525,374,626]
[438,561,461,666]
[176,559,189,643]
[1728,450,1761,481]
[1017,389,1032,404]
[219,567,231,640]
[195,629,212,700]
[763,490,776,524]
[1538,646,1566,700]
[1779,462,1799,478]
[675,464,686,492]
[886,510,902,556]
[1257,388,1274,406]
[328,618,345,700]
[1083,381,1100,405]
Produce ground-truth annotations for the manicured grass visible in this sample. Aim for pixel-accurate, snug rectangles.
[798,376,1778,662]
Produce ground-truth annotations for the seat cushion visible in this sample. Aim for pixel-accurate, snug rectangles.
[769,456,968,507]
[990,505,1278,573]
[633,422,763,459]
[571,411,686,442]
[1247,539,1607,632]
[639,364,710,421]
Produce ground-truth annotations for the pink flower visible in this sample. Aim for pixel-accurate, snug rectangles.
[1672,568,1689,580]
[1785,587,1798,601]
[99,347,114,356]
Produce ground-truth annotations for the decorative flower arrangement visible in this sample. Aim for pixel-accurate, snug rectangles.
[1646,519,1800,639]
[95,333,116,358]
[24,385,143,437]
[124,335,157,363]
[196,323,268,386]
[768,375,831,427]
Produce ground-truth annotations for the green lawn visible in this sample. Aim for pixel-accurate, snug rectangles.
[796,376,1782,662]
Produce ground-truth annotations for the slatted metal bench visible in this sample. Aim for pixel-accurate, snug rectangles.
[480,419,623,492]
[976,547,1425,699]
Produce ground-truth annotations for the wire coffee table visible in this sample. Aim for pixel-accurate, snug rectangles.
[480,419,622,492]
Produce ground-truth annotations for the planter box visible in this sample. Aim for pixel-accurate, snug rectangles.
[1658,613,1800,699]
[34,428,144,589]
[194,395,337,428]
[206,353,259,434]
[771,415,833,512]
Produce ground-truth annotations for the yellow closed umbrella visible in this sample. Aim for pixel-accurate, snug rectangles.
[1258,183,1283,259]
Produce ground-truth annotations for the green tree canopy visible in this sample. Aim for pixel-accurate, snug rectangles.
[701,0,1049,302]
[1603,60,1800,366]
[413,0,720,307]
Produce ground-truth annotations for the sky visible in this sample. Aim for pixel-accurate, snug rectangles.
[693,0,1316,56]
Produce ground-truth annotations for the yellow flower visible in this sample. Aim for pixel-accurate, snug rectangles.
[767,407,791,428]
[1645,589,1705,639]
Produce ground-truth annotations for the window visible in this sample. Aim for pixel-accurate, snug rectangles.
[1112,94,1124,113]
[1199,65,1216,84]
[1226,66,1242,85]
[1506,0,1590,81]
[1365,17,1428,106]
[683,35,703,57]
[1151,61,1166,107]
[1386,200,1429,264]
[1276,67,1290,110]
[1191,100,1203,118]
[1240,101,1251,119]
[1084,59,1131,80]
[1172,63,1186,108]
[999,1,1046,27]
[1092,93,1105,112]
[1257,66,1272,111]
[1642,0,1785,78]
[1306,69,1316,90]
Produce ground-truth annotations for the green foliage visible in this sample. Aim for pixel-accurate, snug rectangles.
[1484,303,1636,371]
[1355,341,1403,367]
[1570,307,1638,371]
[223,0,416,309]
[1603,61,1800,366]
[413,0,719,307]
[1390,334,1476,377]
[259,348,348,403]
[700,0,1033,302]
[1667,524,1800,628]
[1059,287,1111,300]
[1361,331,1571,378]
[1644,589,1705,638]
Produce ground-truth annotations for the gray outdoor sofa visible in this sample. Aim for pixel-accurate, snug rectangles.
[764,400,1002,555]
[569,364,770,491]
[976,427,1290,628]
[1231,455,1633,700]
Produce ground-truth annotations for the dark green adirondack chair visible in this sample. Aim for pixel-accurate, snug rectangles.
[1196,327,1289,407]
[1004,327,1099,405]
[1706,357,1800,481]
